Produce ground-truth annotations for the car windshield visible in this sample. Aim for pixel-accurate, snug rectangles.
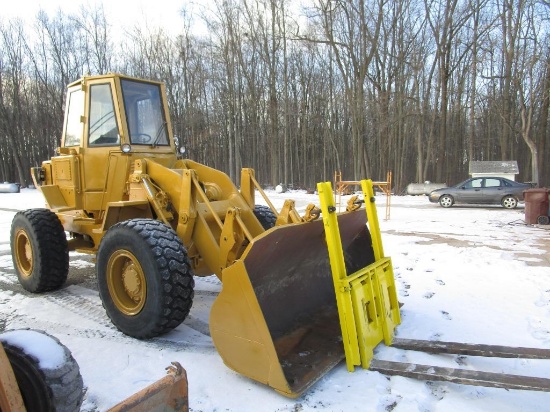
[121,79,169,146]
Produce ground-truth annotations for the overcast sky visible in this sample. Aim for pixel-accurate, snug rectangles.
[3,1,314,39]
[2,0,194,36]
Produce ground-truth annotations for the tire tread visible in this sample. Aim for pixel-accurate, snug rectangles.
[11,209,69,292]
[0,330,83,412]
[98,219,194,338]
[253,205,277,229]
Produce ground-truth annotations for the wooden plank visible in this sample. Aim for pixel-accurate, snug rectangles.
[0,343,26,412]
[391,338,550,359]
[370,359,550,392]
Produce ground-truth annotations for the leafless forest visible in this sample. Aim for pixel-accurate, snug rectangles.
[1,0,549,192]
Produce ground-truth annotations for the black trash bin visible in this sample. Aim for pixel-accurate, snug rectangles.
[524,188,549,224]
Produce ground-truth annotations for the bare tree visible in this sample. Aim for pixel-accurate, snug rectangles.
[513,0,545,184]
[0,20,29,185]
[73,4,112,74]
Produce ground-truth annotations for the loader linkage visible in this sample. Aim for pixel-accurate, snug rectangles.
[319,180,550,393]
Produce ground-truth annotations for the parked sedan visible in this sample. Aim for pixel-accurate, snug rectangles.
[428,177,532,208]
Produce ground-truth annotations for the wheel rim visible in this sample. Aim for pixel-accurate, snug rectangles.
[106,250,146,316]
[440,196,452,207]
[503,197,517,208]
[14,229,33,277]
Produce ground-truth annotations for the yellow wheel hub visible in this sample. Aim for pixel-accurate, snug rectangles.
[106,250,146,315]
[14,229,33,277]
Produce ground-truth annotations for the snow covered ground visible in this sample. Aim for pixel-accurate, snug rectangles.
[0,188,549,411]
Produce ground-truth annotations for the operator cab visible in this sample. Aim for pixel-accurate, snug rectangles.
[63,76,171,150]
[33,74,177,215]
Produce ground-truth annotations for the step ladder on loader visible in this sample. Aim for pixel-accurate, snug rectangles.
[317,180,550,393]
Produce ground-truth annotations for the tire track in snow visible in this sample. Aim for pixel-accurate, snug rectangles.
[43,286,214,344]
[44,287,114,330]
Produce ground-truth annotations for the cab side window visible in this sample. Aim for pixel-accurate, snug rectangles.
[89,84,119,146]
[64,89,84,147]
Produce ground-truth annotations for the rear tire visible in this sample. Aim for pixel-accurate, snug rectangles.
[253,205,277,230]
[10,209,69,292]
[501,195,518,209]
[439,195,454,208]
[97,219,194,339]
[0,329,84,412]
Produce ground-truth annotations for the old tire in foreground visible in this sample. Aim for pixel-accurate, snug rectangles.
[10,209,69,293]
[0,329,84,412]
[97,219,195,339]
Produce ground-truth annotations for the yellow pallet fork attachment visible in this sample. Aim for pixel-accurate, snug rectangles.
[317,180,401,371]
[209,179,400,397]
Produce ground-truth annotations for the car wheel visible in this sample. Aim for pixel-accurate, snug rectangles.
[439,195,454,208]
[501,195,518,209]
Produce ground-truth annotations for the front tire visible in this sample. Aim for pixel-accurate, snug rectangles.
[0,329,84,412]
[10,209,69,292]
[439,195,454,208]
[97,219,194,339]
[501,195,518,209]
[253,205,277,230]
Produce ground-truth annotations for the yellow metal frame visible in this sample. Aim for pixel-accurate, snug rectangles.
[334,171,392,220]
[317,179,401,371]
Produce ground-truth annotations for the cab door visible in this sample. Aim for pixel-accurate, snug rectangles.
[81,79,128,214]
[43,84,85,211]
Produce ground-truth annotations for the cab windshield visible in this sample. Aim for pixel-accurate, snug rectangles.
[121,79,169,146]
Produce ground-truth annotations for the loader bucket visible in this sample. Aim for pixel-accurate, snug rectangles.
[209,209,374,398]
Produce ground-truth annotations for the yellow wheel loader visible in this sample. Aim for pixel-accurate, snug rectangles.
[10,73,396,398]
[12,73,548,399]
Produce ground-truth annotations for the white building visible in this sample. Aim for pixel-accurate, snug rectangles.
[469,161,519,181]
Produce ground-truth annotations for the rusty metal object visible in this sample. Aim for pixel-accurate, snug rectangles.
[107,362,188,412]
